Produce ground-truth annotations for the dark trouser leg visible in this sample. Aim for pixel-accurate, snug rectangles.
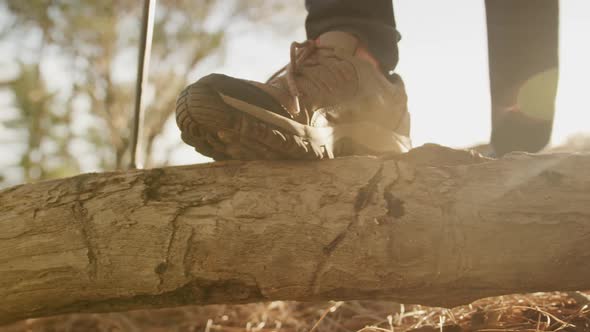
[305,0,400,73]
[486,0,559,156]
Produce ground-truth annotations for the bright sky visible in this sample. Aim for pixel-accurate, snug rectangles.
[1,0,590,179]
[165,0,590,166]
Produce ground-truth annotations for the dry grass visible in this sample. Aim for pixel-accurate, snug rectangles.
[2,292,589,332]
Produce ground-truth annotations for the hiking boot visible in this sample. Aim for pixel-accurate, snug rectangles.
[176,31,411,160]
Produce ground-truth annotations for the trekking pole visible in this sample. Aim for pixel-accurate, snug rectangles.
[129,0,157,169]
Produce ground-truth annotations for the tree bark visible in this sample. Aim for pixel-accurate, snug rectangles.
[1,145,589,325]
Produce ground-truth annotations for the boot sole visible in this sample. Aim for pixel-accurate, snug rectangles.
[176,81,411,160]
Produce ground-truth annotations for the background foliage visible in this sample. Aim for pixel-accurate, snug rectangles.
[0,0,296,187]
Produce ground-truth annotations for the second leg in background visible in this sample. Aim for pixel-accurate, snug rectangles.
[486,0,559,156]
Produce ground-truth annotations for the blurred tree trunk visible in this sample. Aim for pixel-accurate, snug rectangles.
[1,145,589,325]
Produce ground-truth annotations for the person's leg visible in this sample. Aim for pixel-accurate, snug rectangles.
[305,0,400,73]
[485,0,559,156]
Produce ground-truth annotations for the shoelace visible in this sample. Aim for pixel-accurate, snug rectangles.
[266,40,335,123]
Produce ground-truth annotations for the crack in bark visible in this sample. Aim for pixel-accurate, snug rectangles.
[354,165,384,212]
[322,232,346,255]
[382,163,405,220]
[383,189,405,218]
[142,168,164,203]
[183,228,196,278]
[71,201,97,279]
[157,205,187,291]
[153,190,239,291]
[310,164,385,294]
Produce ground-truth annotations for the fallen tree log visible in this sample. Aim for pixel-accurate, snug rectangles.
[1,145,589,325]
